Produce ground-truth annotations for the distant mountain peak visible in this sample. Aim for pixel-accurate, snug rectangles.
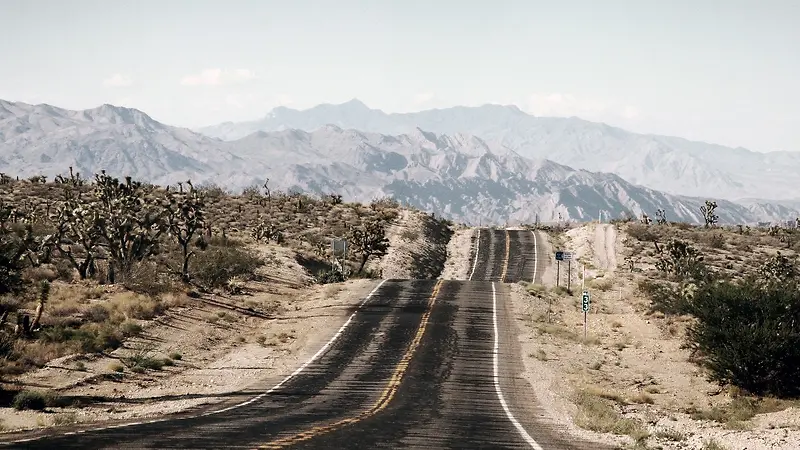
[195,99,796,201]
[341,98,368,108]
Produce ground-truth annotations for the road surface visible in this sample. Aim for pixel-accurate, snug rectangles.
[2,228,608,449]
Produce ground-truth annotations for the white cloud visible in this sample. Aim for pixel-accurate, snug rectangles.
[412,91,435,105]
[525,92,641,122]
[526,92,607,117]
[621,105,640,119]
[275,94,293,106]
[103,74,133,87]
[180,68,256,86]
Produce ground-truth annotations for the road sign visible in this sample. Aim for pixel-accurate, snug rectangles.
[331,239,348,257]
[555,251,564,261]
[582,290,590,312]
[563,252,573,261]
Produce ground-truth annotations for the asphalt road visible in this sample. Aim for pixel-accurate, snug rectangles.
[469,228,544,283]
[2,228,609,449]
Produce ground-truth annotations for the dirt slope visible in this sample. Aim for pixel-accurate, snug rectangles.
[509,222,800,450]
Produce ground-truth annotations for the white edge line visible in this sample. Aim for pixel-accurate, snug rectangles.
[491,282,544,450]
[4,279,390,445]
[531,230,538,284]
[202,278,390,416]
[468,228,481,281]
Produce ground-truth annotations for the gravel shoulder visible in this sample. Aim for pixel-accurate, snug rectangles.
[507,223,800,450]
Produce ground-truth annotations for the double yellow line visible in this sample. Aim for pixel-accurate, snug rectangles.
[259,280,444,449]
[500,229,511,282]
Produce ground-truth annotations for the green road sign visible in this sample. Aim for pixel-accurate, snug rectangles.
[582,290,590,312]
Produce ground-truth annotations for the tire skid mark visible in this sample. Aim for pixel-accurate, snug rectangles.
[258,280,444,449]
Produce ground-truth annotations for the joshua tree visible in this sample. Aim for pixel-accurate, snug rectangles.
[163,180,206,283]
[655,209,667,225]
[348,218,390,274]
[700,200,719,228]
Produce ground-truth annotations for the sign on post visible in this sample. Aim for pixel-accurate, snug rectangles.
[555,251,574,287]
[582,290,590,339]
[331,239,348,274]
[331,239,348,257]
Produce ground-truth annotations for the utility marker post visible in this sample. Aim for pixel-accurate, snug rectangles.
[564,252,573,292]
[555,251,564,287]
[582,264,586,290]
[582,290,591,340]
[567,259,572,291]
[331,238,348,275]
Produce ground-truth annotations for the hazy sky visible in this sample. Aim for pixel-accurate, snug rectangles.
[1,0,798,152]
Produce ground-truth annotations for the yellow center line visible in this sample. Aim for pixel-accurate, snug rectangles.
[500,229,511,282]
[257,280,444,449]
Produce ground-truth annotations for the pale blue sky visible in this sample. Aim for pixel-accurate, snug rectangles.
[1,0,798,152]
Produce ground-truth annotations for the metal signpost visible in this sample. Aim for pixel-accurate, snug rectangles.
[582,290,591,339]
[331,239,348,274]
[554,251,573,288]
[563,252,573,291]
[555,251,563,286]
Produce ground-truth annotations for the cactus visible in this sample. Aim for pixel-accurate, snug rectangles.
[655,209,667,225]
[348,217,390,274]
[251,215,283,244]
[163,180,206,282]
[700,200,719,228]
[29,281,50,331]
[48,198,103,279]
[54,167,86,187]
[655,239,705,280]
[92,171,165,276]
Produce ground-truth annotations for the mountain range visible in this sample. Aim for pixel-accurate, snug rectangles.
[199,99,800,202]
[1,98,798,225]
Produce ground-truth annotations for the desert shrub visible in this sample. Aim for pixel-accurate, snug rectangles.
[192,246,262,289]
[685,276,800,397]
[655,239,710,281]
[108,292,164,320]
[207,235,244,248]
[0,332,15,359]
[316,268,346,284]
[12,390,47,410]
[707,233,725,249]
[626,223,658,242]
[121,261,172,296]
[638,279,693,315]
[39,323,125,354]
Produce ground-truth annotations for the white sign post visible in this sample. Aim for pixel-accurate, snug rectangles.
[582,290,591,340]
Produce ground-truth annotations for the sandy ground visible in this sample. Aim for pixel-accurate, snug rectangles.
[508,222,800,450]
[0,244,379,433]
[439,227,474,280]
[371,209,452,280]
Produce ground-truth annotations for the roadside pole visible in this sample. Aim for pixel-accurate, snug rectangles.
[582,264,585,290]
[567,259,572,291]
[555,251,563,287]
[582,290,591,340]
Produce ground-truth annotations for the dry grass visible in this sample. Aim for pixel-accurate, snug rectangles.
[573,388,650,444]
